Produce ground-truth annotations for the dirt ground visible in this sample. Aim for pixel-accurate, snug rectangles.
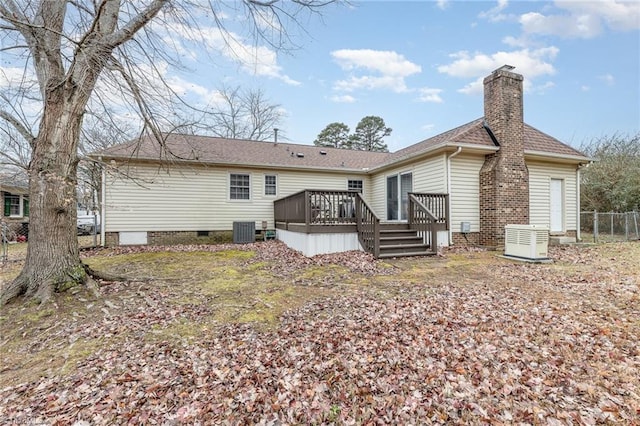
[0,240,638,424]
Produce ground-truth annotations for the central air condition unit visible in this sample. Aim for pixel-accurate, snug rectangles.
[504,225,549,260]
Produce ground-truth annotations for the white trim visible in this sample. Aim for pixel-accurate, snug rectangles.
[525,150,591,163]
[264,173,278,197]
[228,172,252,201]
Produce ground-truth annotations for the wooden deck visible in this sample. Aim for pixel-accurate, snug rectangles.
[274,190,449,258]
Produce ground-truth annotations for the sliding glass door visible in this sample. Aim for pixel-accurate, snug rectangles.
[386,172,412,221]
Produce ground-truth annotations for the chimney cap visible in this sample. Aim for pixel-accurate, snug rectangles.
[496,64,515,72]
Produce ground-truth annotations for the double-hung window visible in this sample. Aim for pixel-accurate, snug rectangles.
[347,179,363,193]
[4,194,28,217]
[230,174,250,200]
[264,175,277,196]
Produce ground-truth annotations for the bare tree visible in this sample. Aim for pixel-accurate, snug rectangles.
[207,86,283,141]
[0,0,335,305]
[580,133,640,212]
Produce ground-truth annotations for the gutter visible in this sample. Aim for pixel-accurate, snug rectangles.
[447,147,463,245]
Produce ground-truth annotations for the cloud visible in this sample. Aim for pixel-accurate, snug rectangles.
[165,21,300,86]
[436,0,449,10]
[331,49,421,93]
[519,0,640,39]
[479,0,510,22]
[421,123,436,132]
[502,35,530,48]
[417,87,443,103]
[437,47,559,94]
[599,73,615,86]
[330,95,356,103]
[581,85,590,92]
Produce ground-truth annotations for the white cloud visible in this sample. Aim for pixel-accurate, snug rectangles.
[436,0,449,10]
[581,85,590,92]
[502,35,530,48]
[599,73,615,86]
[479,0,510,22]
[532,81,555,93]
[520,0,640,39]
[330,95,356,103]
[421,123,436,132]
[438,47,559,94]
[417,87,443,103]
[165,21,300,86]
[0,67,32,88]
[331,49,421,93]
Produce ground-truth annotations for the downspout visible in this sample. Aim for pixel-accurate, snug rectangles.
[576,162,590,242]
[100,159,106,247]
[447,147,463,245]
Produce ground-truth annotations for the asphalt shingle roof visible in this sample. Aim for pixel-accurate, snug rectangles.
[97,118,588,171]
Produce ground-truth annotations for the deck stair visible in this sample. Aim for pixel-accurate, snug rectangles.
[378,223,435,258]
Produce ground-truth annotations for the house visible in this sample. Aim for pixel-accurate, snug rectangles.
[1,174,30,241]
[95,66,590,257]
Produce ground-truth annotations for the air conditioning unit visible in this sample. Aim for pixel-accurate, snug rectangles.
[504,225,549,260]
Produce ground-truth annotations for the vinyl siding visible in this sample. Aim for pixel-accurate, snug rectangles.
[528,161,578,231]
[105,164,371,232]
[450,155,483,232]
[370,154,447,218]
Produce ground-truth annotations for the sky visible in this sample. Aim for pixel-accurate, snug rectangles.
[1,1,638,154]
[172,0,640,152]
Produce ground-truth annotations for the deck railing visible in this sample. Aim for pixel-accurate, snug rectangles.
[408,194,441,250]
[355,193,380,257]
[409,192,449,229]
[274,190,359,231]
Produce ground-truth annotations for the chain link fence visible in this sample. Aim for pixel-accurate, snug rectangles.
[580,211,640,243]
[1,217,101,264]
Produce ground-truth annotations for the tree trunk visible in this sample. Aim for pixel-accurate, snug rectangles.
[1,103,85,305]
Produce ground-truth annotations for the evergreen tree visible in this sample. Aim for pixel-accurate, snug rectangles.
[314,122,351,148]
[350,116,391,152]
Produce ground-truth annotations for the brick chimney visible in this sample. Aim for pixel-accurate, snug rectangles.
[479,65,529,247]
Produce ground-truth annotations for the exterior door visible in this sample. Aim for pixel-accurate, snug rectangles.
[550,178,563,232]
[386,172,412,221]
[386,175,398,220]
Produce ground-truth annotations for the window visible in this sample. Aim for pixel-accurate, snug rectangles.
[4,194,26,217]
[348,179,363,193]
[265,175,277,196]
[230,174,250,200]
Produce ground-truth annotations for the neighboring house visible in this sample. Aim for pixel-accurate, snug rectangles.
[1,181,29,224]
[1,176,30,240]
[95,66,590,257]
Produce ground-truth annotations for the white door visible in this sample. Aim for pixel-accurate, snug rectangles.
[550,179,563,232]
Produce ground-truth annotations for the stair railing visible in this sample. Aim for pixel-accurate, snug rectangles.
[355,193,380,258]
[408,194,438,252]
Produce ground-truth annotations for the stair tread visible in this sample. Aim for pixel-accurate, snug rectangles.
[378,250,436,258]
[380,243,429,249]
[380,236,422,242]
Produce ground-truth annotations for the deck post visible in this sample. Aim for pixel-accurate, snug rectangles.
[305,190,311,233]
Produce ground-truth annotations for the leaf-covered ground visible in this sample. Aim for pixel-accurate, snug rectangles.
[0,241,638,424]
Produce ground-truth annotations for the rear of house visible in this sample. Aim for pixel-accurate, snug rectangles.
[96,66,590,256]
